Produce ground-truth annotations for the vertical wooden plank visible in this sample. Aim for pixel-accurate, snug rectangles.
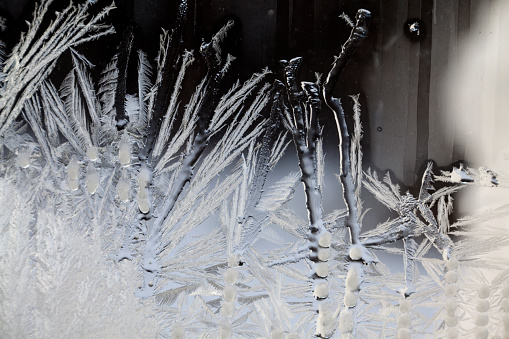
[427,0,458,167]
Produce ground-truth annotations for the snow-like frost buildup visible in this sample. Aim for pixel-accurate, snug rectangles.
[503,285,509,298]
[223,285,237,302]
[317,304,338,338]
[475,313,489,327]
[137,165,151,213]
[447,327,458,339]
[343,291,357,308]
[345,266,360,291]
[348,244,363,260]
[219,321,232,339]
[67,155,80,181]
[117,177,130,202]
[224,268,238,284]
[445,285,458,297]
[445,271,458,284]
[314,281,329,299]
[476,299,489,313]
[397,328,411,339]
[316,262,329,278]
[445,299,457,315]
[172,322,185,339]
[478,286,491,299]
[399,299,412,313]
[339,309,354,334]
[227,254,241,267]
[221,301,235,317]
[86,146,98,161]
[138,198,150,214]
[475,326,488,339]
[446,257,459,270]
[118,133,131,167]
[397,313,411,328]
[270,328,285,339]
[17,149,30,168]
[318,231,332,247]
[86,163,99,194]
[318,248,330,261]
[445,315,458,327]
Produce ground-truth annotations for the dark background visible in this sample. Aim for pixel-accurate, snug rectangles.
[0,0,486,188]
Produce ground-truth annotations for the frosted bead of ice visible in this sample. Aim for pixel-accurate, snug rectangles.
[117,179,130,202]
[346,267,360,291]
[476,299,489,313]
[67,156,79,180]
[318,231,331,247]
[86,146,98,161]
[172,323,185,339]
[348,244,363,260]
[475,326,488,339]
[287,334,299,339]
[219,321,232,339]
[445,299,457,316]
[445,284,458,297]
[223,285,237,302]
[397,313,411,329]
[399,299,412,313]
[270,329,285,339]
[138,197,150,214]
[339,309,354,334]
[316,262,329,278]
[503,313,509,329]
[314,281,329,299]
[318,248,330,261]
[503,285,509,298]
[86,163,99,194]
[227,254,241,267]
[317,304,337,338]
[221,301,234,317]
[17,150,30,168]
[446,257,459,270]
[67,178,79,191]
[344,291,357,308]
[445,271,458,284]
[118,138,131,167]
[397,328,411,339]
[445,315,458,327]
[478,286,490,299]
[502,299,509,312]
[447,327,458,339]
[224,268,238,284]
[475,313,489,327]
[138,186,149,199]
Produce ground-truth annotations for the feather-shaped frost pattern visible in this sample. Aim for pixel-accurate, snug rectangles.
[256,172,300,212]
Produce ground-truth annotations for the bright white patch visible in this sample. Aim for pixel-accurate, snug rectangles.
[345,266,360,291]
[270,328,285,339]
[86,146,98,161]
[219,321,232,339]
[445,285,458,297]
[314,281,329,299]
[86,163,99,194]
[343,291,357,308]
[446,257,459,270]
[118,134,131,166]
[315,263,329,278]
[227,254,241,267]
[223,285,237,302]
[478,286,490,299]
[172,322,185,339]
[397,313,411,329]
[117,178,130,202]
[399,299,411,313]
[317,304,338,338]
[445,315,458,327]
[476,299,489,313]
[318,231,331,247]
[138,198,150,214]
[348,244,363,260]
[224,268,238,284]
[475,313,489,327]
[445,271,458,284]
[397,328,411,339]
[221,301,234,317]
[318,248,330,261]
[17,150,30,168]
[445,299,457,316]
[67,155,80,181]
[339,309,354,334]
